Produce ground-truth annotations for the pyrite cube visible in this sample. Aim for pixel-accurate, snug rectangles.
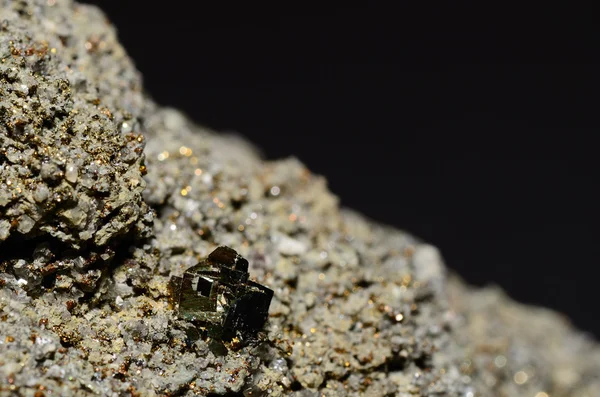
[169,246,273,341]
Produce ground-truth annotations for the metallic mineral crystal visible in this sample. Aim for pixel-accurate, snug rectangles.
[169,246,273,341]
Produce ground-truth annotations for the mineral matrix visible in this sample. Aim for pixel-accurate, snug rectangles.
[0,1,599,396]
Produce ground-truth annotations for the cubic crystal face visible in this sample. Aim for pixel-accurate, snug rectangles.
[169,246,273,342]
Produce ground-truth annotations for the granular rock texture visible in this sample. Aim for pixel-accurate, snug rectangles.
[0,0,152,294]
[447,279,600,396]
[0,1,599,396]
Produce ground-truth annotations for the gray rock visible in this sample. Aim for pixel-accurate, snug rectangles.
[0,1,598,396]
[0,0,153,292]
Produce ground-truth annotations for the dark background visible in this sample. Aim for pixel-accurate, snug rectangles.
[84,2,599,338]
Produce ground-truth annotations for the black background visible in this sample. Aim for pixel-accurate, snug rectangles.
[83,2,599,338]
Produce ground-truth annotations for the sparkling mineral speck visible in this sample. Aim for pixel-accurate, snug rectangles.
[269,186,280,196]
[65,164,78,183]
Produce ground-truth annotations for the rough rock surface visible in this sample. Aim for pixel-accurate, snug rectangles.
[0,0,153,295]
[0,1,598,396]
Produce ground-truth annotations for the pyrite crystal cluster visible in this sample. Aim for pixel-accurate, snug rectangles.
[169,246,273,342]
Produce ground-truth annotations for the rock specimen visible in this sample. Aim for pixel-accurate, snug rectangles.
[0,1,598,396]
